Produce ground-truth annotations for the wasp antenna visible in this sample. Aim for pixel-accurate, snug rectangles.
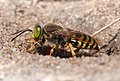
[11,29,33,35]
[11,30,25,35]
[11,29,33,41]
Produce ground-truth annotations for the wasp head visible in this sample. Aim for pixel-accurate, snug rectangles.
[32,24,44,41]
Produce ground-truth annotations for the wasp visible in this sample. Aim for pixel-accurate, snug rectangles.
[11,23,99,58]
[46,28,99,58]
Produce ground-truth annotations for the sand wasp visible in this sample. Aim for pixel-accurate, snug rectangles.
[11,23,99,58]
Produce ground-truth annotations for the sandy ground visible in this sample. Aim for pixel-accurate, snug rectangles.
[0,0,120,81]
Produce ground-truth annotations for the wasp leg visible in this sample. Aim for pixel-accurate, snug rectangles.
[27,43,36,53]
[68,43,76,58]
[27,42,41,53]
[26,38,40,53]
[49,44,58,56]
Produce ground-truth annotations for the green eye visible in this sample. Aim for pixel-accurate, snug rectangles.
[32,24,42,39]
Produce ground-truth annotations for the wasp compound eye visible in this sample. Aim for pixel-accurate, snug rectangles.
[32,24,42,39]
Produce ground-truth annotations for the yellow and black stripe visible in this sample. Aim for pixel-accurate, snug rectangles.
[69,33,99,50]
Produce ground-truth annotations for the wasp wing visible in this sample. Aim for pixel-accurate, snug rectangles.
[44,23,63,34]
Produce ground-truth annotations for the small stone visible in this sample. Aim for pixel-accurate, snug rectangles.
[11,48,17,52]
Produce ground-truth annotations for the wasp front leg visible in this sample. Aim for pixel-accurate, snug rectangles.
[49,44,59,56]
[25,37,41,53]
[27,43,36,53]
[68,43,76,58]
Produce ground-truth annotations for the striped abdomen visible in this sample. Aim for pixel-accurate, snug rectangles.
[69,32,99,50]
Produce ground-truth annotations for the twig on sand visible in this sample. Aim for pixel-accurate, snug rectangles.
[91,18,120,37]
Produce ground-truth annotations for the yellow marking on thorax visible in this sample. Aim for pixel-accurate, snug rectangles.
[43,34,47,38]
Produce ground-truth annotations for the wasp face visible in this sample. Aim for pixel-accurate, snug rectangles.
[32,24,43,41]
